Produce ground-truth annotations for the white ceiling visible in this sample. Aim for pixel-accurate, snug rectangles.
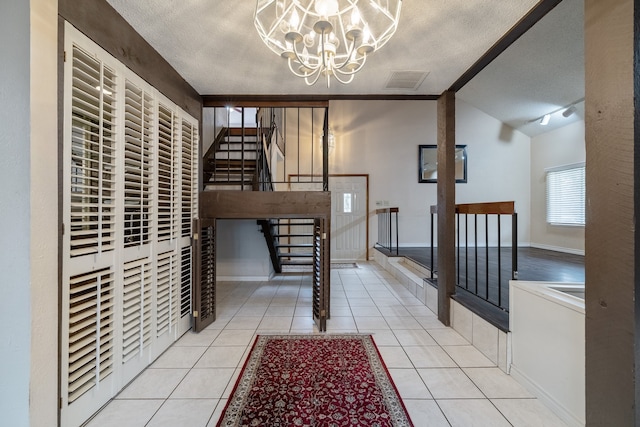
[105,0,584,137]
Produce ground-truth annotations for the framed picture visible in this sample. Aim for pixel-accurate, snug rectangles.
[418,144,467,183]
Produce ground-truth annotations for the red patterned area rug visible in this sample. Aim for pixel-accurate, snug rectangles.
[217,334,413,427]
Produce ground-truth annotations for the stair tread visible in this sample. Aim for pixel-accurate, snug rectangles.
[273,234,313,238]
[281,260,314,266]
[276,243,313,248]
[278,252,313,257]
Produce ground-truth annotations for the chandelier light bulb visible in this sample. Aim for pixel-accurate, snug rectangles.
[255,0,402,87]
[351,6,361,26]
[289,9,300,29]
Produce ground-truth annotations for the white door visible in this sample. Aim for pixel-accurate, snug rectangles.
[330,176,367,262]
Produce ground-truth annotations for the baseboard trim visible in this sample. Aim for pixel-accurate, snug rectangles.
[529,243,585,256]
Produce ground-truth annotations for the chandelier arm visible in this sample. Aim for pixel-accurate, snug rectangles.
[330,70,355,85]
[304,69,324,86]
[289,39,321,73]
[332,37,359,71]
[287,57,321,79]
[333,54,368,77]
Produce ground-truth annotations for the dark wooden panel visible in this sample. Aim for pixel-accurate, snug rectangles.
[436,90,456,326]
[456,201,515,215]
[585,0,638,424]
[194,221,216,332]
[59,0,202,121]
[200,191,331,220]
[202,94,438,107]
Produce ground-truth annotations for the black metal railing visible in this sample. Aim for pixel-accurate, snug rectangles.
[430,201,517,311]
[375,207,399,255]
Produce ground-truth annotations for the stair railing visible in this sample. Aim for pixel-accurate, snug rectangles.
[430,201,517,311]
[375,207,399,255]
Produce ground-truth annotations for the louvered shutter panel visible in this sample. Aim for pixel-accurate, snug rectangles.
[69,46,117,257]
[156,250,172,336]
[124,80,153,246]
[158,105,173,242]
[67,268,114,403]
[181,246,192,318]
[122,258,152,362]
[181,120,194,237]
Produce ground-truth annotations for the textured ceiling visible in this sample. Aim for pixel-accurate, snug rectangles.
[105,0,584,137]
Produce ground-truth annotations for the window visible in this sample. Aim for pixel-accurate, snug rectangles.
[546,163,585,226]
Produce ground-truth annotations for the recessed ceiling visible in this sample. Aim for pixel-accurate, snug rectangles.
[105,0,584,137]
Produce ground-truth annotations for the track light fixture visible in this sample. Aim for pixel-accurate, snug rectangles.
[562,106,577,117]
[527,98,584,126]
[540,114,551,126]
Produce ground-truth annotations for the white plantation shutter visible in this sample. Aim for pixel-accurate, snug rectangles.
[156,250,173,336]
[546,163,586,226]
[181,246,192,318]
[157,105,174,242]
[67,268,114,403]
[122,258,152,363]
[124,80,154,247]
[69,46,117,257]
[62,24,198,427]
[181,120,195,237]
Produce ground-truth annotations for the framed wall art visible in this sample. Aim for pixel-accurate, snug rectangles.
[418,144,467,183]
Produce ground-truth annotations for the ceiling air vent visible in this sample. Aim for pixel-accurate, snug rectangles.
[385,71,429,90]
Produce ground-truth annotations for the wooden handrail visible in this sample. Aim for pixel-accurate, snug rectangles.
[376,207,399,214]
[430,201,515,215]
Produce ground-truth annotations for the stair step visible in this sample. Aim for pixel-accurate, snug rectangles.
[217,147,258,152]
[204,184,253,191]
[215,153,258,160]
[273,234,313,238]
[278,252,313,258]
[228,127,259,136]
[273,222,315,226]
[276,243,313,248]
[281,260,314,266]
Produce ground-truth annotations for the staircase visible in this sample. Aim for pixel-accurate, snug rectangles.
[203,127,258,190]
[260,219,315,273]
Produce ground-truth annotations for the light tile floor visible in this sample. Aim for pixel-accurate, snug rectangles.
[86,261,568,427]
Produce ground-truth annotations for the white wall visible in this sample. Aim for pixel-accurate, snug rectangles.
[0,1,32,424]
[329,99,531,252]
[456,99,532,246]
[0,0,58,425]
[216,220,274,280]
[530,120,585,253]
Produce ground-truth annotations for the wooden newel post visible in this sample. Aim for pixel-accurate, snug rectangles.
[436,90,456,326]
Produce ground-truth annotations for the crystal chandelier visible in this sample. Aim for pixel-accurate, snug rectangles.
[254,0,402,87]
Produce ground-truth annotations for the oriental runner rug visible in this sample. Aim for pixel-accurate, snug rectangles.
[217,334,413,427]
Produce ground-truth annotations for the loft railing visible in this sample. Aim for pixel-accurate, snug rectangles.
[430,201,517,311]
[375,207,399,255]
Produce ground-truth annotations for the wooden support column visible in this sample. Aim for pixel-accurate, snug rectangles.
[585,0,639,424]
[436,90,456,325]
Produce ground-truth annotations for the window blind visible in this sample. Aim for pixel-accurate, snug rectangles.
[546,163,585,226]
